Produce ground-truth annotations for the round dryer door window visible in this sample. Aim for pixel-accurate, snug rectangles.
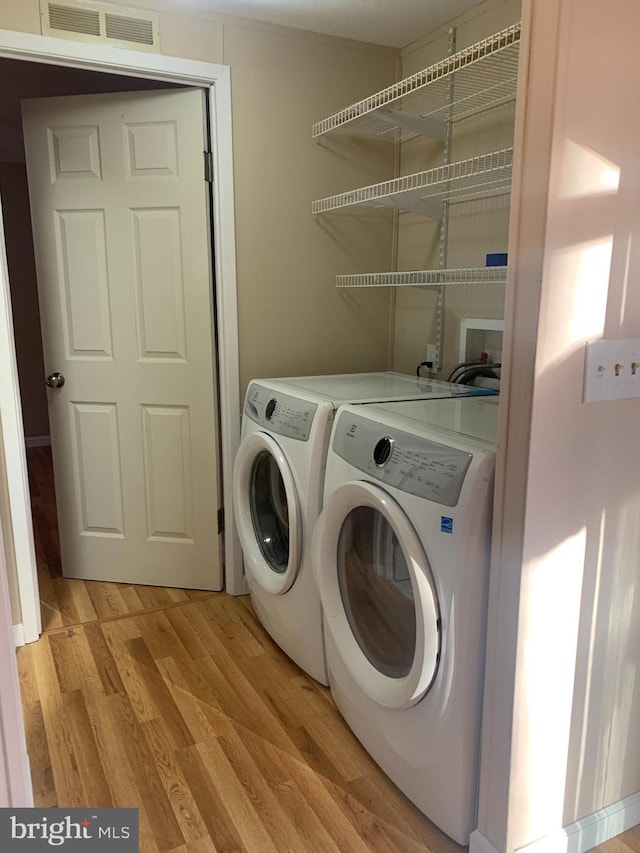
[250,450,290,572]
[313,480,440,709]
[338,505,416,679]
[233,432,302,594]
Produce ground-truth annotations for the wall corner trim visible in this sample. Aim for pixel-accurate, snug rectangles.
[13,622,25,647]
[470,830,503,853]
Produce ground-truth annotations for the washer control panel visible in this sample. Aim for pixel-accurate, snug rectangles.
[332,411,472,506]
[245,383,317,441]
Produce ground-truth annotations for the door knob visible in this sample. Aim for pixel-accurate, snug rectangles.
[45,372,65,388]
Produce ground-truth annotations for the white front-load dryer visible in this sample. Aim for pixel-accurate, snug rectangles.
[312,396,499,842]
[233,373,496,686]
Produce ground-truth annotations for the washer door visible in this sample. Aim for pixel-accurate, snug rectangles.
[313,480,440,709]
[233,432,302,594]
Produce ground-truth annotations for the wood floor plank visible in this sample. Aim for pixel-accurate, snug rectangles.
[176,744,246,853]
[22,700,57,807]
[323,772,441,853]
[346,776,463,853]
[101,624,158,724]
[48,628,104,695]
[620,827,640,853]
[16,641,40,705]
[239,728,342,853]
[117,584,145,613]
[140,717,210,846]
[28,630,62,701]
[195,738,280,853]
[65,578,99,623]
[240,649,368,784]
[84,580,130,619]
[201,651,305,761]
[246,671,345,784]
[191,596,262,657]
[184,590,214,600]
[83,622,126,696]
[135,610,193,664]
[217,728,309,853]
[61,689,113,807]
[164,605,222,660]
[50,576,82,625]
[83,687,161,853]
[39,690,87,809]
[36,559,64,632]
[105,693,186,852]
[210,596,266,659]
[156,657,229,743]
[266,738,373,853]
[594,839,637,853]
[135,585,188,611]
[169,840,218,853]
[126,637,196,749]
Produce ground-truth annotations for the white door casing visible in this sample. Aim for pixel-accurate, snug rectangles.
[22,88,222,589]
[0,30,241,645]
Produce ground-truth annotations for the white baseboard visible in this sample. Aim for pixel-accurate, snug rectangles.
[13,623,25,647]
[564,791,640,853]
[25,435,51,448]
[472,792,640,853]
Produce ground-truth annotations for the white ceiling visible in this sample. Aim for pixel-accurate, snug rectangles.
[178,0,485,48]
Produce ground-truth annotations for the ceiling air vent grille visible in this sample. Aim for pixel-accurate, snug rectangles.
[48,4,101,35]
[40,0,159,52]
[105,13,154,46]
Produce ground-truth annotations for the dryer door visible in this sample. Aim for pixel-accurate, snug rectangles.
[233,432,302,594]
[313,480,440,709]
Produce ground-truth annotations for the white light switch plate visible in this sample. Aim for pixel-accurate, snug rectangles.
[583,339,640,402]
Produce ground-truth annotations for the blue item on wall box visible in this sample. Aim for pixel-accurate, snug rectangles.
[485,252,508,266]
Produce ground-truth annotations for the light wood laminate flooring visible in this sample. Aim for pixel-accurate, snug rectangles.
[18,592,470,852]
[17,446,640,852]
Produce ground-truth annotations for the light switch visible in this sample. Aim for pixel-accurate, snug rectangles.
[583,339,640,402]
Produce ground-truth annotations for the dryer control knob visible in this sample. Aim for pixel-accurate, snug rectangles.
[373,436,394,467]
[265,398,277,420]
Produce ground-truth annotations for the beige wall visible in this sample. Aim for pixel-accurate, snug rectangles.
[477,1,640,851]
[526,0,640,831]
[393,0,521,377]
[221,22,397,392]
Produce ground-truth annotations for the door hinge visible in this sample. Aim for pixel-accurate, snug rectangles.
[204,150,214,183]
[217,507,224,534]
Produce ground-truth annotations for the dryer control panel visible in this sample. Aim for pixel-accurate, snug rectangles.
[332,411,472,506]
[245,383,317,441]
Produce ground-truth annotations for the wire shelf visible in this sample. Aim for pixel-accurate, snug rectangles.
[312,147,513,218]
[313,23,521,142]
[336,266,508,288]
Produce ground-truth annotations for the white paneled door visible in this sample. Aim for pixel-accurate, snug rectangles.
[22,89,222,590]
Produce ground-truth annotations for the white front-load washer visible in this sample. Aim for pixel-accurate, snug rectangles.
[312,395,499,842]
[233,372,496,686]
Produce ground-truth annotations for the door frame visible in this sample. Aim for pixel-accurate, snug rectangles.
[0,28,244,645]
